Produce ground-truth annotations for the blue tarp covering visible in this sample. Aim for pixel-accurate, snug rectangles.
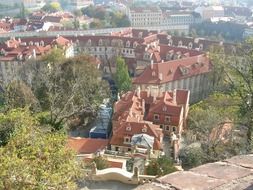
[89,104,112,139]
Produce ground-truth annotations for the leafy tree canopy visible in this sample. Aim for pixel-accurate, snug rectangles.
[0,109,82,189]
[5,80,39,111]
[42,2,62,13]
[19,51,109,130]
[114,57,132,94]
[146,156,177,176]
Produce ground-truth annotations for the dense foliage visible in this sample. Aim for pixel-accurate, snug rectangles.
[190,21,246,42]
[114,57,132,94]
[180,93,247,168]
[42,2,62,13]
[17,49,109,130]
[0,109,82,189]
[82,5,130,28]
[146,156,177,176]
[92,156,109,170]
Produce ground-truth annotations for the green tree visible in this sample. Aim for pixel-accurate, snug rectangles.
[5,80,39,111]
[114,57,132,94]
[0,109,33,146]
[179,144,206,169]
[82,5,95,17]
[0,109,82,189]
[210,39,253,151]
[173,30,179,36]
[73,18,80,29]
[92,156,109,170]
[73,9,83,17]
[20,2,25,19]
[82,23,88,30]
[21,53,109,130]
[146,156,177,176]
[89,20,104,29]
[183,93,246,167]
[61,20,74,29]
[42,2,62,13]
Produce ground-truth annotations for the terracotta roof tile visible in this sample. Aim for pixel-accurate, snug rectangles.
[133,55,212,85]
[67,137,109,154]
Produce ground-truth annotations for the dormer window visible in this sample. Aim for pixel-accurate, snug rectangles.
[168,39,173,46]
[180,66,189,75]
[138,32,143,38]
[126,125,131,131]
[126,41,130,48]
[142,127,147,133]
[17,54,23,60]
[40,40,44,46]
[99,39,103,46]
[124,136,131,144]
[165,116,171,123]
[133,42,138,48]
[0,49,5,55]
[178,41,183,47]
[188,42,193,49]
[87,39,91,46]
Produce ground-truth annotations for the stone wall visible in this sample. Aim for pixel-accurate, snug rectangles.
[135,154,253,190]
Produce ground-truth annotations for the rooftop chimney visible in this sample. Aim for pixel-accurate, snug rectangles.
[151,60,154,69]
[137,86,141,98]
[173,89,177,104]
[32,49,36,58]
[151,86,159,102]
[147,87,151,97]
[159,73,163,81]
[142,99,145,115]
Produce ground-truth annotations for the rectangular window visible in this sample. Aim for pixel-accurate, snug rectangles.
[173,126,176,132]
[115,147,119,151]
[154,114,159,121]
[165,116,171,123]
[165,125,170,131]
[124,137,131,144]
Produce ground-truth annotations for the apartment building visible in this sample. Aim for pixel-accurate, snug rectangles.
[162,11,202,26]
[133,53,212,103]
[70,0,94,9]
[128,6,163,27]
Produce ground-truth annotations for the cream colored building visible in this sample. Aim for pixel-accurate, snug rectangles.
[128,7,163,27]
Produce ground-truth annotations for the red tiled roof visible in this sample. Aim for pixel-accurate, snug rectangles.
[42,16,63,23]
[133,55,212,85]
[52,36,70,46]
[110,122,163,150]
[67,137,109,154]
